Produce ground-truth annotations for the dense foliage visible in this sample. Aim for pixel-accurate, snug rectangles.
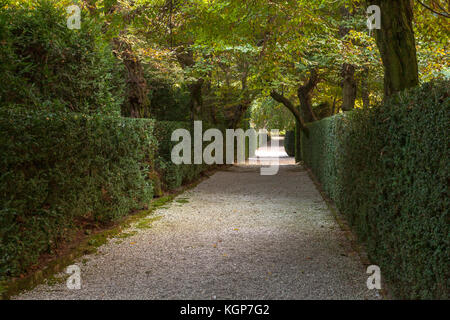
[154,121,214,190]
[0,1,125,115]
[301,81,449,299]
[0,111,156,278]
[0,111,224,279]
[283,131,295,157]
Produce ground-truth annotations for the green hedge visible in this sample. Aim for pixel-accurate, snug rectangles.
[301,116,341,200]
[154,121,224,190]
[0,1,125,115]
[0,110,157,279]
[284,130,295,157]
[0,111,246,280]
[301,81,449,299]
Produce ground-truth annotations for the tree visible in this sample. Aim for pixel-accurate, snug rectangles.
[339,6,357,111]
[369,0,419,97]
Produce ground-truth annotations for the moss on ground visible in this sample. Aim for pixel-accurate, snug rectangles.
[135,216,163,229]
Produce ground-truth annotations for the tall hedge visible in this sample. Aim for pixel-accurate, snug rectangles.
[283,130,295,157]
[0,110,157,279]
[0,1,125,115]
[301,81,449,299]
[154,121,225,190]
[0,113,234,280]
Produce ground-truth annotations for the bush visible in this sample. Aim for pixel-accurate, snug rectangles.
[0,112,230,280]
[284,130,295,157]
[0,0,125,115]
[154,121,219,190]
[0,110,156,279]
[301,115,341,200]
[301,81,449,299]
[148,81,191,122]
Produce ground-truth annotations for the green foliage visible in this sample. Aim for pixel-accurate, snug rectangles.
[153,118,250,191]
[302,80,449,299]
[0,0,125,115]
[413,1,449,82]
[301,114,342,200]
[154,121,221,190]
[0,110,157,279]
[0,110,226,280]
[251,97,295,132]
[148,81,191,122]
[284,130,295,157]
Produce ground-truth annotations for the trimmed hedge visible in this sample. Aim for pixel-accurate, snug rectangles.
[0,113,228,279]
[0,110,157,279]
[154,121,227,190]
[301,81,449,299]
[0,1,125,115]
[284,130,295,157]
[155,121,205,190]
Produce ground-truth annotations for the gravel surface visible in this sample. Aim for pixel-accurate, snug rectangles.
[14,142,380,300]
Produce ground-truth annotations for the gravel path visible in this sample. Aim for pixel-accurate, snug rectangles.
[14,141,379,300]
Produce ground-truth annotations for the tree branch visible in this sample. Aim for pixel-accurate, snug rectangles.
[297,70,320,121]
[270,91,309,137]
[416,0,449,18]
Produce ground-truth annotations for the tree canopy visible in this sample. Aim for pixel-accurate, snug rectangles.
[1,0,448,127]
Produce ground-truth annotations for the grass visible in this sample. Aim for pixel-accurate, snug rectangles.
[135,216,163,229]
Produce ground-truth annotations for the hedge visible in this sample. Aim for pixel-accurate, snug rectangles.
[0,110,158,279]
[301,81,449,299]
[0,1,125,115]
[0,112,230,280]
[153,121,235,190]
[284,130,295,157]
[154,121,212,190]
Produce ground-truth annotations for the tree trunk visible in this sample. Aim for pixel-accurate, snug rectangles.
[88,1,150,118]
[369,0,419,97]
[331,95,339,115]
[270,91,309,137]
[341,63,357,111]
[294,119,302,162]
[176,47,205,121]
[361,66,370,108]
[113,38,150,118]
[297,70,319,122]
[187,79,204,121]
[339,7,357,111]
